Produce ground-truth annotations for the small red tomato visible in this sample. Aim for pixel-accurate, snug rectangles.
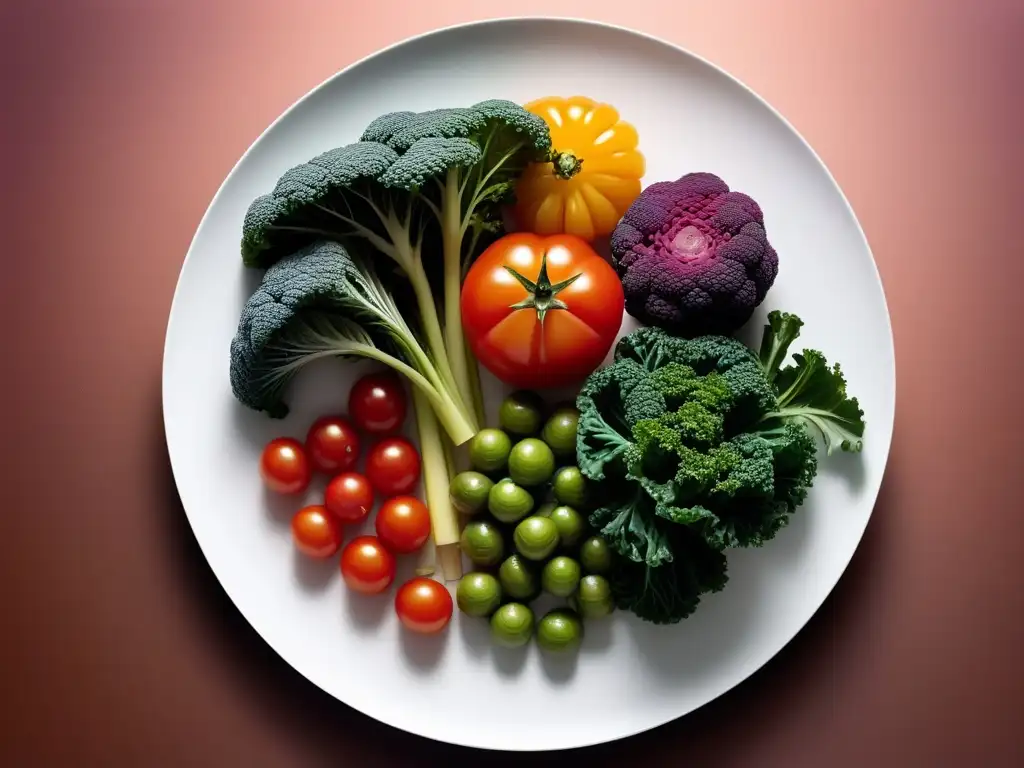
[395,577,453,634]
[324,472,374,523]
[291,504,343,559]
[259,437,311,494]
[305,415,360,474]
[365,437,421,496]
[341,536,396,595]
[349,373,408,434]
[375,496,431,554]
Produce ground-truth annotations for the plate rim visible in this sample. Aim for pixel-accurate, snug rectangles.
[161,15,896,751]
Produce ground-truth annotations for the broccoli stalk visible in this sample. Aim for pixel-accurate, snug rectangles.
[433,125,536,426]
[440,169,474,418]
[265,314,475,445]
[410,387,462,580]
[229,240,477,445]
[276,186,470,428]
[324,192,461,402]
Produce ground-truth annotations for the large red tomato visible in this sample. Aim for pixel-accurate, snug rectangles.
[460,233,624,389]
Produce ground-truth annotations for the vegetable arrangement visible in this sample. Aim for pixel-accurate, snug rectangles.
[229,93,866,654]
[452,391,614,651]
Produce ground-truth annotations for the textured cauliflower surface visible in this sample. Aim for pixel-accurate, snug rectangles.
[610,172,779,336]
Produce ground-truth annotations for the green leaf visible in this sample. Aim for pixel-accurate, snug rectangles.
[608,529,728,624]
[589,490,673,568]
[768,350,865,454]
[757,310,804,383]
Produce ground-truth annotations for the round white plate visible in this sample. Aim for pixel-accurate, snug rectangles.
[163,17,894,752]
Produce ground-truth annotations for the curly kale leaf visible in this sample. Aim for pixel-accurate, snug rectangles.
[589,489,674,568]
[757,311,866,454]
[609,529,729,625]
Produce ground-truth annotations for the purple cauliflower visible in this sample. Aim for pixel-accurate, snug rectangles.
[610,172,779,337]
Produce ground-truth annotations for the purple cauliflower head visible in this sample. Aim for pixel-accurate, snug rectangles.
[610,172,779,337]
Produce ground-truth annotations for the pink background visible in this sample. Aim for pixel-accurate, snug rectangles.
[3,0,1023,765]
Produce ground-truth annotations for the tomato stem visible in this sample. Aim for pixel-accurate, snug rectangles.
[503,251,582,325]
[550,150,584,180]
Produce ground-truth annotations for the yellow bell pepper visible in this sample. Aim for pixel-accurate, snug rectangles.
[514,96,645,241]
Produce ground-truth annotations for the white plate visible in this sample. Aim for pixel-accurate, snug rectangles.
[163,17,894,752]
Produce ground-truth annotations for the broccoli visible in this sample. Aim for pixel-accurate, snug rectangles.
[609,172,779,337]
[576,312,864,623]
[229,239,476,445]
[237,100,552,424]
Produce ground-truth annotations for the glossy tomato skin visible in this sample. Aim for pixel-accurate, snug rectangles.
[259,437,311,494]
[291,504,344,559]
[340,536,396,595]
[461,233,624,389]
[348,373,408,434]
[305,415,360,474]
[376,496,432,554]
[324,472,374,523]
[395,577,454,634]
[365,437,422,497]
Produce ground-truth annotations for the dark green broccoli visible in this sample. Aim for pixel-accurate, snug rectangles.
[229,239,475,445]
[576,311,865,624]
[237,100,551,425]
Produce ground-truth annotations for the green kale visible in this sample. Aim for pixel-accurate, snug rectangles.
[576,312,865,624]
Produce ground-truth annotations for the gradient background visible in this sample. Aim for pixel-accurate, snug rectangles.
[2,0,1022,765]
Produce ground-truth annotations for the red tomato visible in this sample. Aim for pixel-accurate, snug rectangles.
[340,536,396,595]
[291,504,344,559]
[375,496,431,554]
[324,472,374,523]
[349,373,407,434]
[305,415,360,474]
[461,233,624,389]
[395,577,453,634]
[365,437,421,496]
[259,437,311,494]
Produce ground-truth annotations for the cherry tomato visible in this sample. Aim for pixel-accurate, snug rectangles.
[349,373,408,434]
[395,577,453,634]
[324,472,374,523]
[305,415,360,474]
[461,233,624,389]
[259,437,311,494]
[365,437,421,497]
[340,536,396,595]
[291,504,344,559]
[375,496,431,554]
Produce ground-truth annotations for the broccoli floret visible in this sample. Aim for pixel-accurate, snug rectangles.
[616,327,776,430]
[575,358,666,482]
[610,172,779,337]
[240,142,400,269]
[229,239,475,445]
[379,136,481,189]
[644,423,818,549]
[236,100,552,427]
